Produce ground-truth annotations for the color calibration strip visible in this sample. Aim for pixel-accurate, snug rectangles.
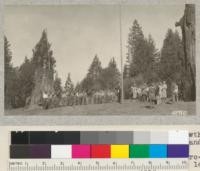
[10,131,189,159]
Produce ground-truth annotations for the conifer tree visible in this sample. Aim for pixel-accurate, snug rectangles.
[87,54,102,80]
[100,58,120,90]
[127,20,158,84]
[160,29,186,98]
[17,56,35,107]
[30,30,56,107]
[160,29,184,82]
[54,73,62,99]
[81,54,102,93]
[4,36,17,108]
[64,73,74,95]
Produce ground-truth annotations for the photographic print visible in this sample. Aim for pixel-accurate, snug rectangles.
[4,4,196,115]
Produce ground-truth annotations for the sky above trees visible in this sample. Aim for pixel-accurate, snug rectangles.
[5,5,184,84]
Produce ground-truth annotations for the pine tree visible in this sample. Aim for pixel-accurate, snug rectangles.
[64,73,74,95]
[160,29,185,97]
[32,30,56,80]
[81,54,102,94]
[144,34,159,83]
[127,20,158,84]
[53,74,62,99]
[17,57,35,107]
[32,31,54,63]
[128,19,144,54]
[88,54,102,80]
[160,29,183,81]
[30,30,56,107]
[4,37,12,71]
[4,36,17,108]
[75,82,81,93]
[127,20,145,78]
[100,58,120,90]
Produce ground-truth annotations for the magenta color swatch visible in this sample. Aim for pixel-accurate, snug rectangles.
[72,145,91,158]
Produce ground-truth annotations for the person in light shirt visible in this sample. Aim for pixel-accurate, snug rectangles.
[172,83,179,102]
[157,82,162,104]
[43,91,48,99]
[162,81,167,102]
[42,90,49,109]
[131,84,137,100]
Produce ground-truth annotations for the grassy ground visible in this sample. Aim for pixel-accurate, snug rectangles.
[5,100,196,115]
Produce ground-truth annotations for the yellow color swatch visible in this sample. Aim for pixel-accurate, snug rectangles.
[111,145,129,158]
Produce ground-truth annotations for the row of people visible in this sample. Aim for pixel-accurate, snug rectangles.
[131,81,179,104]
[41,90,118,109]
[60,91,117,106]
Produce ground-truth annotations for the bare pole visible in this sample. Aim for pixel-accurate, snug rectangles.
[119,4,124,103]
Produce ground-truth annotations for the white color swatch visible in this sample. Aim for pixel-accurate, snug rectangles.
[51,145,72,158]
[168,130,189,144]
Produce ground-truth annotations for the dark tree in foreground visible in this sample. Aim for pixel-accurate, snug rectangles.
[176,4,196,101]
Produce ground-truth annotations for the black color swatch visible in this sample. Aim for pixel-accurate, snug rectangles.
[11,132,29,144]
[10,145,30,158]
[25,131,81,144]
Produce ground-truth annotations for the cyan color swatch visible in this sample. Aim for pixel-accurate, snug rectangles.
[149,145,167,158]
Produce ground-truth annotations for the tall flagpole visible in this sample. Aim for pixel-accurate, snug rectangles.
[119,4,124,103]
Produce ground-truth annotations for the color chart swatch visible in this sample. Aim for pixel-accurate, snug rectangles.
[10,131,189,159]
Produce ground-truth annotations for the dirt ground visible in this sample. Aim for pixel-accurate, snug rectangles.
[5,100,196,116]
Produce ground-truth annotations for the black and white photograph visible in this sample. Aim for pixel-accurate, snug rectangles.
[4,4,196,115]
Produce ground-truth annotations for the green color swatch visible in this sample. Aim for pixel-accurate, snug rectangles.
[129,144,149,158]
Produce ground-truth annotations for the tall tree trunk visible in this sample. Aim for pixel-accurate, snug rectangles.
[176,4,196,101]
[29,57,54,109]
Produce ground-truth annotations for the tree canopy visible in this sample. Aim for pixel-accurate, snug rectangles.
[80,55,120,94]
[4,36,18,108]
[127,20,158,82]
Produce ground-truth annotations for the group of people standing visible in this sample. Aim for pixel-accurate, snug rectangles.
[41,89,117,109]
[40,81,179,109]
[131,81,179,105]
[61,90,117,107]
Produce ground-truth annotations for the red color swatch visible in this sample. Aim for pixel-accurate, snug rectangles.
[91,145,111,158]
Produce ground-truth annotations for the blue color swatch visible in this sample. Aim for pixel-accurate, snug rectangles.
[149,145,167,158]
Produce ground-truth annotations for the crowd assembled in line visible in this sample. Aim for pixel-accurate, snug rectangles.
[41,89,118,109]
[41,81,179,109]
[130,81,179,105]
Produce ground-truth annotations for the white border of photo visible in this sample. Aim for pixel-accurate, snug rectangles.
[0,0,199,125]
